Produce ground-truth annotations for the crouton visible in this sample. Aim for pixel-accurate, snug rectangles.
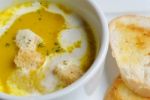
[53,61,83,85]
[14,29,45,71]
[14,50,45,71]
[16,29,42,51]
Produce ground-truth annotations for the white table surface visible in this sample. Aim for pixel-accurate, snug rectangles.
[96,0,150,21]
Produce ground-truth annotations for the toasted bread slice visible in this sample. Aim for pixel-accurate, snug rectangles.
[105,76,150,100]
[109,15,150,97]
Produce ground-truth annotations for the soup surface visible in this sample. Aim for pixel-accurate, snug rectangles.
[0,1,96,96]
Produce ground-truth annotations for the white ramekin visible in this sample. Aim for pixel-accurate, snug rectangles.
[0,0,109,100]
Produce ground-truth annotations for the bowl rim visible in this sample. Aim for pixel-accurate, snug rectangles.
[0,0,109,99]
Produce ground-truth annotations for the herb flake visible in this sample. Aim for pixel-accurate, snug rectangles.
[5,43,10,47]
[38,43,44,48]
[46,50,49,56]
[38,17,42,21]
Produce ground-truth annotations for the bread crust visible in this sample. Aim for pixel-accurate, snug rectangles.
[105,76,150,100]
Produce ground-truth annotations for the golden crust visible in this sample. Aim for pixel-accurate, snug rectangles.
[105,76,150,100]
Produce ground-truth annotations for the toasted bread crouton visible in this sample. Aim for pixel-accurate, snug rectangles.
[53,61,83,85]
[16,29,42,50]
[14,29,45,71]
[109,15,150,97]
[105,76,150,100]
[14,50,45,71]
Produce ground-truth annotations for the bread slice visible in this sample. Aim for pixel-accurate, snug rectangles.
[109,15,150,97]
[105,76,150,100]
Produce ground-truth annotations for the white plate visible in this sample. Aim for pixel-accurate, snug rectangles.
[99,47,119,100]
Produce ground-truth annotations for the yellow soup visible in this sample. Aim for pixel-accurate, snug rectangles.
[0,9,65,93]
[0,1,96,96]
